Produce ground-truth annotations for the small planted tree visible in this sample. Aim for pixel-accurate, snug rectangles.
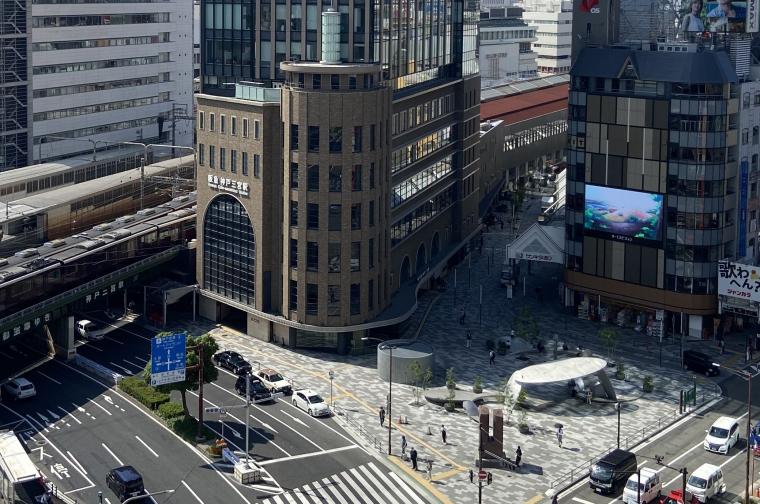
[409,360,433,405]
[502,387,517,424]
[446,367,456,390]
[516,307,539,345]
[598,327,619,360]
[473,376,483,394]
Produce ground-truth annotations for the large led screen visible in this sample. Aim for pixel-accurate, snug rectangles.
[679,0,753,33]
[584,185,664,244]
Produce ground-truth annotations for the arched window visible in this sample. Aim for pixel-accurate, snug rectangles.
[203,195,255,305]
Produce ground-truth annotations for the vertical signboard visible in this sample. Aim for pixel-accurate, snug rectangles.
[749,0,760,31]
[719,260,760,301]
[740,159,749,258]
[150,332,187,386]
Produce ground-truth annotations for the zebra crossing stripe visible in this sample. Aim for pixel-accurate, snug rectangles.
[305,482,336,504]
[359,464,404,504]
[338,469,376,504]
[321,477,350,504]
[387,471,428,504]
[281,492,299,504]
[293,486,316,504]
[269,495,286,504]
[366,463,421,504]
[350,466,399,504]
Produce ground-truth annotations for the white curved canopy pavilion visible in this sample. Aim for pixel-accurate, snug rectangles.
[507,356,617,401]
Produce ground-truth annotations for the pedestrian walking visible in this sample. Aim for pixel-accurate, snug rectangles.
[426,459,433,481]
[459,307,466,325]
[441,425,447,444]
[489,350,496,366]
[401,435,407,459]
[556,426,564,448]
[466,329,472,349]
[379,406,386,427]
[551,495,558,504]
[586,388,593,405]
[469,469,474,484]
[720,338,726,355]
[515,446,522,467]
[410,448,418,470]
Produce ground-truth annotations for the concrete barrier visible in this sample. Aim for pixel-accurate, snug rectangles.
[73,354,123,386]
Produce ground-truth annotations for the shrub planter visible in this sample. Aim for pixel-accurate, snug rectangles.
[497,341,508,356]
[642,376,654,393]
[518,423,530,434]
[444,401,456,412]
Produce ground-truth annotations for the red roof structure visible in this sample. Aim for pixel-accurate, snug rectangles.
[481,84,568,125]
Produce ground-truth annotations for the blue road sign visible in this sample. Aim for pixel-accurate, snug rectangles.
[150,332,187,386]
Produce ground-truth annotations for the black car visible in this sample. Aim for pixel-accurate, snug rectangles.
[589,449,637,494]
[213,351,252,375]
[106,466,145,502]
[235,375,273,402]
[683,349,720,376]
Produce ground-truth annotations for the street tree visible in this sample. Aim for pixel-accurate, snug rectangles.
[598,327,618,360]
[408,360,433,405]
[515,306,539,344]
[144,332,219,417]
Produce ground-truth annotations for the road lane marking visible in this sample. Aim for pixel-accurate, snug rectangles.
[181,481,205,504]
[278,410,308,428]
[105,498,112,504]
[46,410,60,421]
[124,359,143,370]
[71,402,95,420]
[259,419,279,433]
[104,336,124,345]
[85,344,103,352]
[280,399,358,447]
[101,443,124,466]
[259,445,360,466]
[133,356,149,364]
[134,435,159,458]
[54,360,253,504]
[66,451,88,475]
[366,463,420,504]
[57,407,82,425]
[355,465,400,504]
[108,362,133,375]
[321,477,350,504]
[665,443,745,487]
[86,397,113,416]
[571,498,596,504]
[36,371,62,384]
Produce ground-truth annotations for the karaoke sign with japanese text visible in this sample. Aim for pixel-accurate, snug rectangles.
[718,260,760,302]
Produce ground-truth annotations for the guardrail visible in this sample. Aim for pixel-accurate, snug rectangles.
[549,382,722,491]
[332,404,383,453]
[74,354,124,386]
[49,482,79,504]
[0,246,182,330]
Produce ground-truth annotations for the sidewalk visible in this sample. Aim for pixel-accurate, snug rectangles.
[159,196,741,504]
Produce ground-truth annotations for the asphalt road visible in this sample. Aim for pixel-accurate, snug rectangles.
[74,320,432,503]
[558,396,758,504]
[0,358,254,504]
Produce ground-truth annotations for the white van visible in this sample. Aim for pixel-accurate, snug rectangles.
[76,320,103,341]
[622,468,661,504]
[703,416,740,454]
[686,463,725,502]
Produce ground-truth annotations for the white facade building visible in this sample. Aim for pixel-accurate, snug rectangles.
[479,18,537,88]
[519,0,572,76]
[30,1,194,163]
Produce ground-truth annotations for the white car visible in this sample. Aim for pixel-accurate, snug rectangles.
[704,416,740,454]
[292,389,330,417]
[256,368,292,395]
[686,463,726,502]
[76,320,104,341]
[3,378,36,400]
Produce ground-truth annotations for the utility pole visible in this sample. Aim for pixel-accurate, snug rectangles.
[746,371,753,503]
[245,373,251,466]
[140,156,146,210]
[197,343,205,441]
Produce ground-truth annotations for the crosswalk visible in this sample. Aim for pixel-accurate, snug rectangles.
[262,462,429,504]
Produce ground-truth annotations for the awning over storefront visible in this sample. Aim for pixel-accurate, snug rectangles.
[508,222,565,264]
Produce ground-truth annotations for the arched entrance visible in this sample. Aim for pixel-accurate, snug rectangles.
[416,243,427,274]
[400,256,411,283]
[203,194,256,306]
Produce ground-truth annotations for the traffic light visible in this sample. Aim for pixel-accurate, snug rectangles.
[487,472,493,485]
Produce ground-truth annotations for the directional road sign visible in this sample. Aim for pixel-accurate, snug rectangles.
[151,332,187,386]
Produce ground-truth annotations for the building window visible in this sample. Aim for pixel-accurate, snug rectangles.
[203,195,255,305]
[230,150,237,173]
[329,165,342,192]
[370,124,376,151]
[209,145,216,168]
[291,124,299,150]
[352,126,363,153]
[350,283,360,315]
[308,126,319,152]
[369,238,374,268]
[368,278,374,310]
[351,242,360,271]
[307,241,319,271]
[220,115,226,134]
[307,203,319,229]
[331,74,339,89]
[254,120,260,139]
[329,204,342,231]
[253,154,260,177]
[290,200,298,226]
[370,162,375,189]
[329,127,342,153]
[351,164,362,191]
[242,152,248,175]
[754,126,759,145]
[313,74,321,89]
[289,280,297,310]
[307,164,319,190]
[369,200,375,226]
[327,285,340,316]
[219,148,226,171]
[231,116,237,136]
[199,111,205,130]
[328,242,341,272]
[306,284,318,315]
[198,144,205,165]
[743,128,749,145]
[210,113,215,131]
[242,118,249,138]
[290,238,298,267]
[351,204,361,230]
[744,93,751,109]
[290,162,299,188]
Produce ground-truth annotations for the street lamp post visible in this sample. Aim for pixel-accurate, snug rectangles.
[362,337,396,456]
[616,402,621,449]
[122,489,175,504]
[328,370,335,408]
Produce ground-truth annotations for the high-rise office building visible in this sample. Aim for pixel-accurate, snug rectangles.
[1,0,194,170]
[519,0,573,75]
[196,1,482,352]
